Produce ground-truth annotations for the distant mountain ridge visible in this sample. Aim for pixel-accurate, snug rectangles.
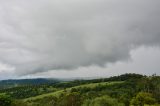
[0,78,61,89]
[0,73,146,89]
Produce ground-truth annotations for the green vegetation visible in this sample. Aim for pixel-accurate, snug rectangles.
[0,73,159,106]
[0,94,12,106]
[130,92,156,106]
[82,95,124,106]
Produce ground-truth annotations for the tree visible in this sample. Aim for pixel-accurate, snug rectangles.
[82,95,124,106]
[119,94,130,106]
[58,92,82,106]
[0,94,12,106]
[130,92,156,106]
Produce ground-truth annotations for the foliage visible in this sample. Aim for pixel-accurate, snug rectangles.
[130,92,156,106]
[0,85,58,99]
[0,94,12,106]
[58,92,82,106]
[82,95,124,106]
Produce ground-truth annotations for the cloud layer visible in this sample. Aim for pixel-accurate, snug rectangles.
[0,0,160,76]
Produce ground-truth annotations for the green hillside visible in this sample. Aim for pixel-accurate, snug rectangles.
[0,73,160,106]
[24,81,123,101]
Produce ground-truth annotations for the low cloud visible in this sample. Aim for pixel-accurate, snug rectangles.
[0,0,160,76]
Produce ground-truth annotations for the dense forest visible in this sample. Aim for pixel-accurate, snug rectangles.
[0,73,160,106]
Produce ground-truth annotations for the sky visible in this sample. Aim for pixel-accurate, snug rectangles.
[0,0,160,80]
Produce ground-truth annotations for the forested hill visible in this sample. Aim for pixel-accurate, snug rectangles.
[0,73,144,89]
[0,73,160,106]
[0,78,61,89]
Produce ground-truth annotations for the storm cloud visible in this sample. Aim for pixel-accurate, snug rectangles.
[0,0,160,76]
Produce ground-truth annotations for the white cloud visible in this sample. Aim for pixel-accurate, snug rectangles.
[0,62,15,79]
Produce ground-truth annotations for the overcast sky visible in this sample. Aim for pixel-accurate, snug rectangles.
[0,0,160,80]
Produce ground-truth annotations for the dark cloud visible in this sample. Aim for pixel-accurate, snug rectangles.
[0,0,160,76]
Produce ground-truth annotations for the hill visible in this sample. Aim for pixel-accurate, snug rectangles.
[0,73,160,106]
[0,78,61,89]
